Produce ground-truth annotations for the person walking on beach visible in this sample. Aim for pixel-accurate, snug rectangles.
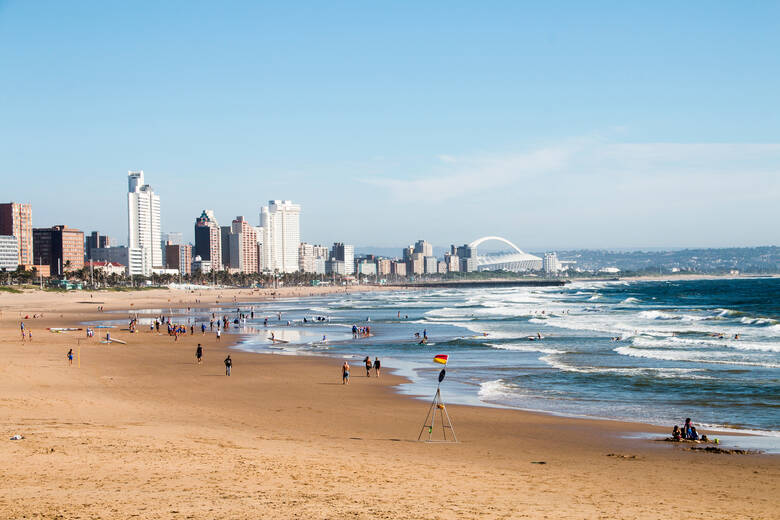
[216,329,221,341]
[67,348,73,366]
[374,357,381,377]
[364,356,372,377]
[342,361,350,384]
[196,344,203,365]
[224,355,232,376]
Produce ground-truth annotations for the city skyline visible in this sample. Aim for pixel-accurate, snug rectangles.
[1,3,779,249]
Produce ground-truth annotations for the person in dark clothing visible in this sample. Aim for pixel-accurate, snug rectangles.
[224,355,232,376]
[196,344,203,365]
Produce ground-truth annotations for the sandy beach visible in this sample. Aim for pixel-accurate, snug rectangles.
[1,288,778,519]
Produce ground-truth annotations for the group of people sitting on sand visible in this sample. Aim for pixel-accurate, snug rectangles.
[672,418,709,442]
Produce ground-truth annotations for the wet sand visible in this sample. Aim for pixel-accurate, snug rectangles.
[1,288,778,519]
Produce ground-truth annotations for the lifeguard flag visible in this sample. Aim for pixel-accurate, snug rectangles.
[433,354,449,365]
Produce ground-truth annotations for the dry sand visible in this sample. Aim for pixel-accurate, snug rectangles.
[1,288,778,519]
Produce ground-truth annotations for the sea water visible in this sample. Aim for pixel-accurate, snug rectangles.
[102,278,780,439]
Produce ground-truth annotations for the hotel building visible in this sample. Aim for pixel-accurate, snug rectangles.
[260,200,300,273]
[0,202,33,265]
[127,171,162,276]
[194,210,222,271]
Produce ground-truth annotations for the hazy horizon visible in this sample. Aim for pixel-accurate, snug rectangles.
[1,2,778,249]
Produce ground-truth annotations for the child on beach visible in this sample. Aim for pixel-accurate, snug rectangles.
[67,349,73,366]
[196,344,203,365]
[224,355,232,376]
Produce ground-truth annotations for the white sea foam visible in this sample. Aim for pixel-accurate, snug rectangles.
[613,346,780,368]
[632,335,780,353]
[740,316,778,326]
[478,379,519,401]
[539,354,714,379]
[486,342,562,355]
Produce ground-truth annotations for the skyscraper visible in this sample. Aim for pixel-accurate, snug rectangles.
[0,202,33,265]
[231,216,259,274]
[127,171,161,276]
[414,240,433,257]
[331,242,355,275]
[260,200,300,273]
[194,210,222,271]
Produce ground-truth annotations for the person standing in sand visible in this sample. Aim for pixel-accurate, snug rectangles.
[216,329,221,342]
[374,357,381,377]
[224,355,232,376]
[196,344,203,365]
[67,349,73,366]
[364,356,372,377]
[342,361,350,384]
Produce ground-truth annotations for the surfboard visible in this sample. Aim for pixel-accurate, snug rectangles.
[48,327,82,332]
[269,337,289,344]
[108,338,127,344]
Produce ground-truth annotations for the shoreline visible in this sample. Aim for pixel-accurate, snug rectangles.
[7,285,778,440]
[2,287,778,518]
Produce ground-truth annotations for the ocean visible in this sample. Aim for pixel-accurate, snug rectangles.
[106,278,780,441]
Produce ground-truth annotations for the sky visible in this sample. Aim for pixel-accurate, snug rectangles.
[1,1,778,251]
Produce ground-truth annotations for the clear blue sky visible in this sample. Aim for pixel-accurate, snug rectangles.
[1,1,778,250]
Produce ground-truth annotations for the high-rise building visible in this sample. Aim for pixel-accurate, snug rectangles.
[444,252,460,272]
[161,232,183,265]
[414,240,433,257]
[376,258,392,276]
[220,226,234,270]
[330,243,354,275]
[408,252,424,275]
[231,216,259,274]
[33,225,85,275]
[194,210,222,271]
[127,171,162,276]
[454,244,477,272]
[391,260,407,277]
[543,252,560,274]
[85,231,112,260]
[424,256,438,274]
[0,202,33,265]
[299,243,330,274]
[0,235,19,271]
[260,200,300,273]
[165,243,192,275]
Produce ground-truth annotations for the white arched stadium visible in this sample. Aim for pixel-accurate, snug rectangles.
[468,236,543,272]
